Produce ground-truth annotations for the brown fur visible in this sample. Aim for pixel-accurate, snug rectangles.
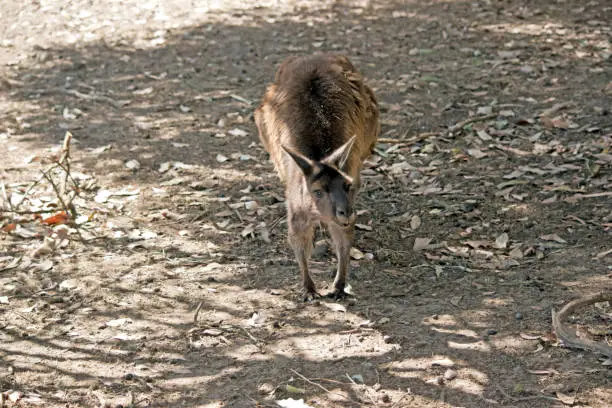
[254,54,379,299]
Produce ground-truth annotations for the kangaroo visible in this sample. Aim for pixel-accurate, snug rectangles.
[254,54,379,300]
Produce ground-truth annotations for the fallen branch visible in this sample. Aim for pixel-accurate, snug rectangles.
[449,113,498,133]
[552,292,612,358]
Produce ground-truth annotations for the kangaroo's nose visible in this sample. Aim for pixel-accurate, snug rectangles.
[335,208,351,226]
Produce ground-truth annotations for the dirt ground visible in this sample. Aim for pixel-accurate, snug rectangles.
[1,0,611,407]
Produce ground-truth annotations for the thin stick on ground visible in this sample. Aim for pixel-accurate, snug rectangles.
[552,292,612,358]
[494,383,560,403]
[241,327,262,346]
[290,369,362,405]
[377,131,440,145]
[63,89,125,109]
[391,392,411,408]
[58,131,74,196]
[41,170,73,218]
[193,301,203,323]
[13,172,47,212]
[290,369,333,394]
[449,113,498,133]
[1,182,12,212]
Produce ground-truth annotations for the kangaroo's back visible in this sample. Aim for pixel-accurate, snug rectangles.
[255,54,379,181]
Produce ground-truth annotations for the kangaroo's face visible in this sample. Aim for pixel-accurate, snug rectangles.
[306,165,354,227]
[282,136,357,227]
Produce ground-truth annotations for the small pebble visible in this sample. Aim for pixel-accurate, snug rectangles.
[515,312,523,320]
[487,329,498,335]
[351,374,364,384]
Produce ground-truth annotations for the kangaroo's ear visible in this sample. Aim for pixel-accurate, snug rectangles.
[282,145,316,177]
[322,135,356,171]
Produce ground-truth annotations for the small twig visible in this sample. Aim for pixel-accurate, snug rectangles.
[59,131,73,196]
[268,214,286,232]
[345,373,358,385]
[12,171,50,212]
[229,94,252,105]
[552,292,612,358]
[63,89,124,109]
[0,208,63,215]
[377,132,440,145]
[13,310,35,323]
[224,201,243,222]
[193,301,203,323]
[41,170,72,218]
[33,282,58,295]
[581,191,612,199]
[290,369,362,405]
[449,113,498,133]
[494,384,560,403]
[493,144,531,157]
[290,369,332,394]
[241,327,263,349]
[391,392,411,408]
[310,378,354,386]
[1,182,13,212]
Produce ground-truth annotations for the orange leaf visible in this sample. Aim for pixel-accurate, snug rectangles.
[42,211,69,225]
[1,223,16,232]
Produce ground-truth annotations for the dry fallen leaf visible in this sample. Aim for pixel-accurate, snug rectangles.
[355,223,372,231]
[540,234,567,244]
[41,211,69,226]
[322,302,347,313]
[228,128,248,137]
[594,248,612,259]
[509,247,523,259]
[556,391,576,406]
[350,247,365,260]
[494,233,509,249]
[1,223,16,232]
[241,224,255,237]
[125,159,140,170]
[31,237,57,258]
[465,240,490,249]
[410,215,421,230]
[276,398,313,408]
[467,148,487,159]
[413,237,432,251]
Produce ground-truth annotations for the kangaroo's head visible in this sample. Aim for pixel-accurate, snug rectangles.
[282,136,356,227]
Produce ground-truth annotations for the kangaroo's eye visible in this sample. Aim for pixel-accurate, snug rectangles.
[313,190,323,199]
